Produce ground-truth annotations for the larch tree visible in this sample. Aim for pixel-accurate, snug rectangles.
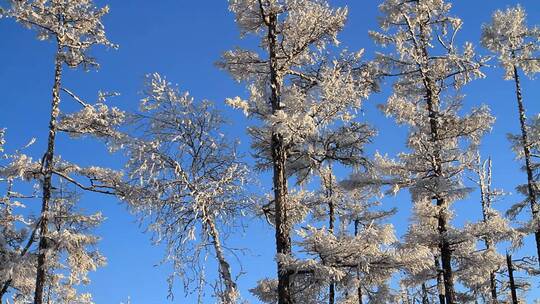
[295,180,404,304]
[481,5,540,266]
[369,0,492,303]
[220,1,376,303]
[113,74,249,304]
[7,1,118,302]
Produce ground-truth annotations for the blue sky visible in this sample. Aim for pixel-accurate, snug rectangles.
[1,0,540,303]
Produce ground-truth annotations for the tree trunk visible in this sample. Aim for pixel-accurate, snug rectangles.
[422,282,430,304]
[425,83,455,304]
[489,271,498,303]
[266,11,292,304]
[327,170,335,304]
[34,48,63,304]
[436,198,455,304]
[417,19,456,303]
[204,212,238,303]
[354,219,363,304]
[506,253,518,304]
[512,62,540,266]
[435,256,446,304]
[0,280,10,302]
[424,75,456,304]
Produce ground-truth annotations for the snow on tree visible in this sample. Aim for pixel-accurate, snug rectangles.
[457,155,523,303]
[39,184,105,304]
[6,1,118,302]
[481,5,540,266]
[113,73,249,304]
[0,132,38,303]
[220,1,377,303]
[250,166,405,304]
[367,0,493,302]
[299,176,403,304]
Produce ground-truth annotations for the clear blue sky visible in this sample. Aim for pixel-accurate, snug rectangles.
[1,1,540,303]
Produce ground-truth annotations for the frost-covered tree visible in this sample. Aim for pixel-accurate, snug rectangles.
[0,130,110,304]
[481,5,540,265]
[369,0,492,303]
[39,184,106,304]
[113,74,249,303]
[249,166,404,304]
[220,1,376,302]
[458,155,522,303]
[298,178,403,304]
[0,131,38,303]
[7,1,118,302]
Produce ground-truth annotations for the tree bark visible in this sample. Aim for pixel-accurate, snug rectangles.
[354,219,363,304]
[34,47,63,304]
[327,170,335,304]
[415,17,456,304]
[506,254,518,304]
[512,62,540,266]
[265,9,293,304]
[424,65,456,304]
[425,78,455,304]
[434,256,446,304]
[204,211,238,303]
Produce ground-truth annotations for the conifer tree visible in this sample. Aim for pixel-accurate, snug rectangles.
[221,1,376,302]
[7,1,118,302]
[369,0,492,302]
[482,5,540,265]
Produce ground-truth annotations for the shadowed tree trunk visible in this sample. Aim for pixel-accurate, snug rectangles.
[327,170,335,304]
[264,8,292,304]
[506,253,518,304]
[415,17,456,303]
[354,219,363,304]
[422,283,430,304]
[435,256,446,304]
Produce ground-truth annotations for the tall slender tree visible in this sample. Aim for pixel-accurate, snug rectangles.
[8,1,117,302]
[221,1,376,302]
[481,5,540,266]
[370,0,491,302]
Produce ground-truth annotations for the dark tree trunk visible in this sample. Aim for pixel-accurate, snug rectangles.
[435,256,446,304]
[512,61,540,266]
[0,280,11,302]
[328,170,335,304]
[265,10,292,304]
[506,254,518,304]
[422,282,430,304]
[354,219,363,304]
[436,198,455,304]
[416,18,456,304]
[425,81,455,304]
[34,48,63,304]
